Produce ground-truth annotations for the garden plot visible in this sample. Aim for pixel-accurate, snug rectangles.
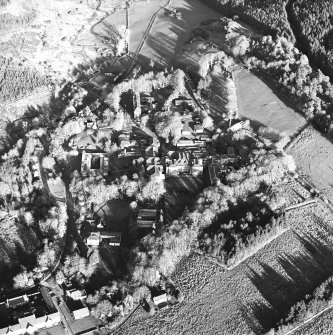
[287,126,333,201]
[234,70,306,137]
[116,201,333,335]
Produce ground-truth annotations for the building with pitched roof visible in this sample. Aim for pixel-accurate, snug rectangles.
[0,288,61,335]
[137,209,157,228]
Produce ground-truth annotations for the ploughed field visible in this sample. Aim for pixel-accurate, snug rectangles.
[115,201,333,334]
[234,69,306,137]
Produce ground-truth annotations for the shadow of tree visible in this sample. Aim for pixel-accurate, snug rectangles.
[244,231,333,333]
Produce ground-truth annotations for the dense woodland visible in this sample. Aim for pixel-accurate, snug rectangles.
[195,147,295,266]
[0,57,49,103]
[203,0,294,41]
[290,0,333,80]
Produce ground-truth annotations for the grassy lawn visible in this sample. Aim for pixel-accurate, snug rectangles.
[164,176,205,224]
[140,0,221,68]
[165,176,205,193]
[234,70,306,137]
[95,199,130,231]
[208,72,228,124]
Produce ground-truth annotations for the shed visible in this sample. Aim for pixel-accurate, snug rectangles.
[153,294,168,308]
[86,232,100,246]
[73,307,90,320]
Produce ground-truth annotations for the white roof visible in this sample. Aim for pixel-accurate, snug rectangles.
[0,324,22,335]
[73,307,90,320]
[153,294,168,306]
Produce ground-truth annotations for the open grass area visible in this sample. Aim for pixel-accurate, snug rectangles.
[95,199,130,231]
[208,72,228,124]
[135,0,221,69]
[128,0,162,55]
[234,69,306,137]
[164,176,205,224]
[287,126,333,201]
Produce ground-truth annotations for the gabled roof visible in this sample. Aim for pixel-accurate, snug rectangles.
[147,165,161,176]
[182,123,192,133]
[193,124,203,131]
[0,323,22,335]
[87,233,100,241]
[153,293,168,306]
[19,314,44,328]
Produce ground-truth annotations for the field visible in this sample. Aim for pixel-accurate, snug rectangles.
[208,72,228,124]
[95,199,130,231]
[234,69,306,137]
[127,0,162,55]
[136,0,222,69]
[164,176,205,224]
[114,200,333,334]
[287,126,333,200]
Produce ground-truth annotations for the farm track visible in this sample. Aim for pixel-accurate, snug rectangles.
[284,303,333,335]
[124,0,171,78]
[110,304,141,335]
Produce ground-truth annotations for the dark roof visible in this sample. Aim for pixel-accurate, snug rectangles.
[109,233,121,244]
[7,296,26,308]
[147,165,160,176]
[66,298,85,312]
[137,220,155,228]
[208,165,221,184]
[138,209,157,218]
[227,147,235,155]
[0,302,10,328]
[40,286,57,313]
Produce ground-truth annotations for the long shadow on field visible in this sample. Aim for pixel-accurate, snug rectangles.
[209,73,228,125]
[244,232,333,333]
